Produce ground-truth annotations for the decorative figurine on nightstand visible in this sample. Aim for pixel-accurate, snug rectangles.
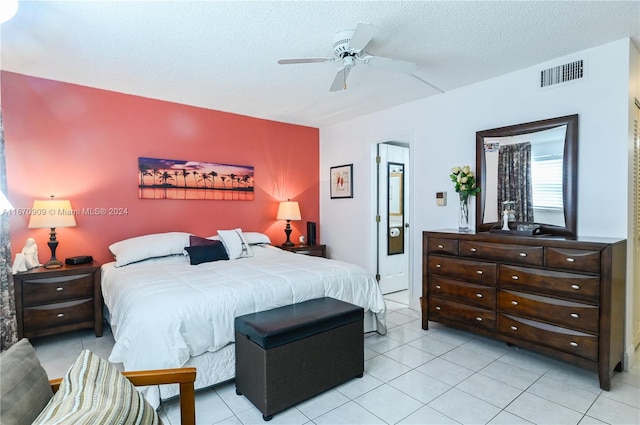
[299,235,306,245]
[21,237,41,269]
[12,254,27,274]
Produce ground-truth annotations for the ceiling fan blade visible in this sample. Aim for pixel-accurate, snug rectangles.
[348,23,377,51]
[330,67,351,92]
[277,58,332,65]
[364,55,418,74]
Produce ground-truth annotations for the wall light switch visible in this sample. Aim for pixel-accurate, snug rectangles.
[436,191,447,206]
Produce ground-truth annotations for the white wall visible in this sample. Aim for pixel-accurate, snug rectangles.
[320,39,634,316]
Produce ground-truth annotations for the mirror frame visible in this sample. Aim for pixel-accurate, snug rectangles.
[475,114,578,237]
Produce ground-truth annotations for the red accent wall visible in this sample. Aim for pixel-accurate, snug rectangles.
[2,72,319,264]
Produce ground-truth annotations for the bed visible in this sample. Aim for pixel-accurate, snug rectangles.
[100,231,387,407]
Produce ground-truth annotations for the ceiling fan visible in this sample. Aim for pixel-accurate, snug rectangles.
[277,23,421,92]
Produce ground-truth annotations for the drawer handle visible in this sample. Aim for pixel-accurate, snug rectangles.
[569,341,579,347]
[511,300,518,306]
[437,244,444,249]
[56,313,64,318]
[519,252,527,257]
[435,306,441,311]
[510,326,518,331]
[570,313,580,319]
[435,285,441,289]
[511,275,519,280]
[56,287,64,291]
[476,270,483,275]
[571,284,580,290]
[475,317,483,322]
[566,258,575,263]
[436,264,442,268]
[476,293,483,298]
[470,248,477,252]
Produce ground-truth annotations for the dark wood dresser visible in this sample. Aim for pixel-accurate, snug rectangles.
[422,230,626,390]
[14,263,103,339]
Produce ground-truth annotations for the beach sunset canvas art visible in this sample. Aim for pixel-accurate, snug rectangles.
[138,157,255,200]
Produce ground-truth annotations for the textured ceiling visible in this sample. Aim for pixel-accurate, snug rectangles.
[1,1,639,127]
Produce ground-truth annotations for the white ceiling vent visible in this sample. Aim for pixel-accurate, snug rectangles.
[540,59,585,88]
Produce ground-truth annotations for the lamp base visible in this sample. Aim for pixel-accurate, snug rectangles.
[43,259,64,269]
[45,232,63,269]
[282,221,294,246]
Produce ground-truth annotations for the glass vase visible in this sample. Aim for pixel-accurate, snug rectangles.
[458,195,470,232]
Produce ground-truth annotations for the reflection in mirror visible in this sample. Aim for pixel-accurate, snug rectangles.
[388,162,404,255]
[483,125,566,227]
[476,114,578,237]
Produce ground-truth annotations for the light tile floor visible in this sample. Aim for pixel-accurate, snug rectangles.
[31,293,640,425]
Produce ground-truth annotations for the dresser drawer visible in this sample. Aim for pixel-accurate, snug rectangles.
[429,296,496,332]
[460,241,543,266]
[23,298,94,331]
[498,290,598,333]
[498,314,598,361]
[430,276,495,309]
[427,238,459,256]
[499,264,599,301]
[428,255,496,285]
[546,247,600,274]
[22,274,94,306]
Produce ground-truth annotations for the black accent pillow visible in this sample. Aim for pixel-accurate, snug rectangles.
[185,242,229,265]
[189,235,218,247]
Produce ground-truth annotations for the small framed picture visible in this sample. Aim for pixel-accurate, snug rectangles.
[330,164,353,199]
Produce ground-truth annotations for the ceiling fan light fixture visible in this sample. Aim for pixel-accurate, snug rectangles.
[278,22,431,92]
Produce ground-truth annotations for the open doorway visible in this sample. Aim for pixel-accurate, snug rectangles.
[376,142,410,300]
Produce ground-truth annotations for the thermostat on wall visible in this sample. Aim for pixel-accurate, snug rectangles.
[436,191,447,206]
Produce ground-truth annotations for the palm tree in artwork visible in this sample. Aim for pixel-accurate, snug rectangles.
[139,163,152,186]
[173,171,180,186]
[181,169,191,188]
[152,168,160,186]
[160,171,174,186]
[209,171,218,189]
[220,175,227,189]
[228,173,236,190]
[201,173,212,189]
[243,175,251,189]
[236,176,242,188]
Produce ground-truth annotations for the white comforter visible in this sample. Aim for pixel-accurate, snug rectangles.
[101,245,386,373]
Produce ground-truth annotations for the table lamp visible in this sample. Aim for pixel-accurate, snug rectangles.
[276,200,301,247]
[27,196,76,269]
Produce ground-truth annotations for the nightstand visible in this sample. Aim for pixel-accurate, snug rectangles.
[278,244,326,258]
[14,263,103,339]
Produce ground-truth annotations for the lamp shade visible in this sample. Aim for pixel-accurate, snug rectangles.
[28,199,77,229]
[276,201,301,221]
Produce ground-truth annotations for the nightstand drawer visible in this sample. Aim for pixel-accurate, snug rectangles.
[22,274,94,306]
[23,298,94,331]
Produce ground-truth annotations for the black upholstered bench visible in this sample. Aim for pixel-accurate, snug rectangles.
[234,297,364,421]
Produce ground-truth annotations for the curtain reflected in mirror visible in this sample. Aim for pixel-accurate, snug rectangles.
[387,162,404,255]
[498,142,533,224]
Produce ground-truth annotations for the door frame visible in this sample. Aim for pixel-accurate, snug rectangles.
[369,133,414,307]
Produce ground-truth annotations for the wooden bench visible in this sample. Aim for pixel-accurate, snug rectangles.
[234,297,364,421]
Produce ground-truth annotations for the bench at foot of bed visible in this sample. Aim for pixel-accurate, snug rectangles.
[234,297,364,421]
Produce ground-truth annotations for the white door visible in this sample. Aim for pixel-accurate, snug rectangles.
[377,143,409,295]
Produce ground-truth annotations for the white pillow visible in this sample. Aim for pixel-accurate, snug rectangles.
[243,232,272,245]
[109,232,191,267]
[217,228,254,259]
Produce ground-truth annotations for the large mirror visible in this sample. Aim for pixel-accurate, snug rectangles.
[475,114,578,237]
